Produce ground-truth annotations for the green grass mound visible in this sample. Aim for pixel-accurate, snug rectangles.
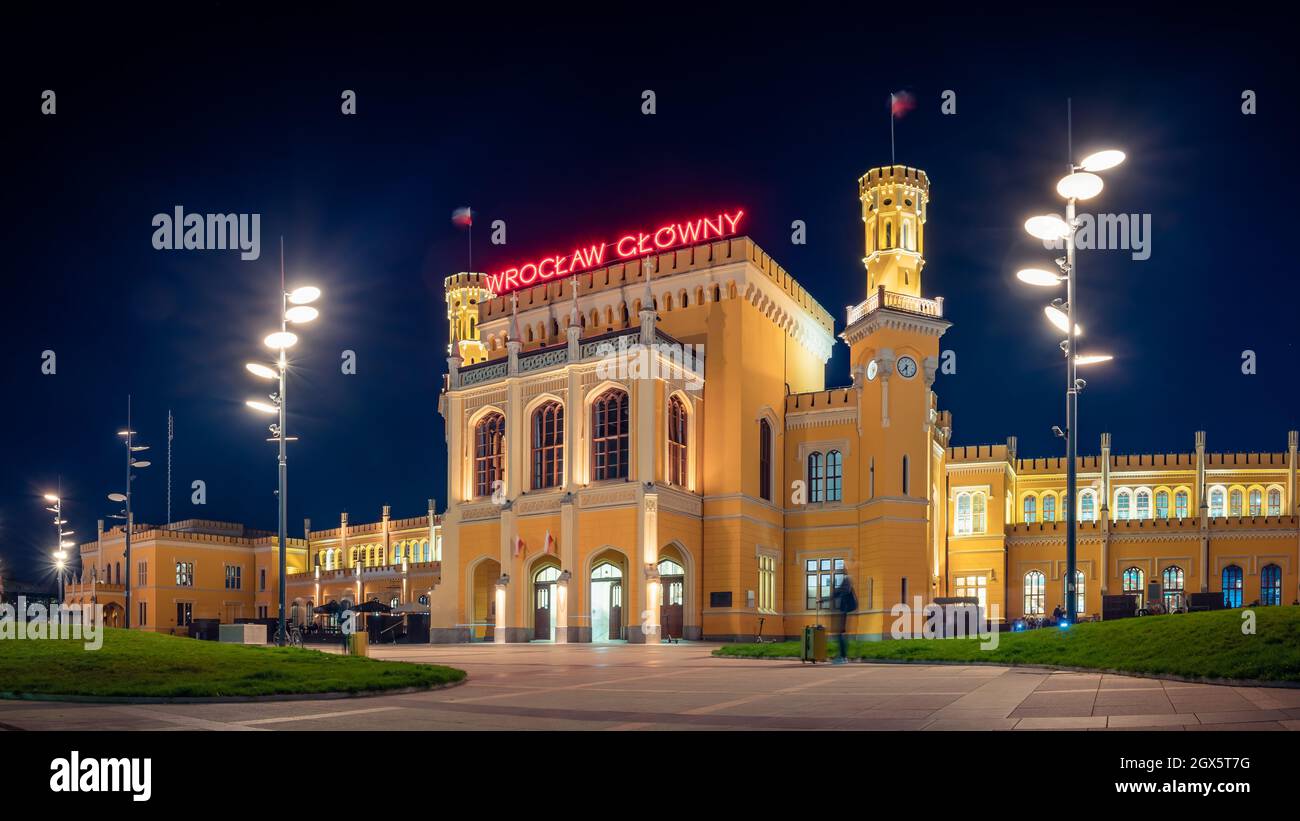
[714,606,1300,683]
[0,628,465,699]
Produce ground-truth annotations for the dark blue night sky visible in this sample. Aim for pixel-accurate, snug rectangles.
[3,7,1296,582]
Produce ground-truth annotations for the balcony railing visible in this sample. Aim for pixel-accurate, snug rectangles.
[845,286,944,327]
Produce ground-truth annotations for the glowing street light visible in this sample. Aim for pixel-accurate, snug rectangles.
[241,235,322,647]
[1078,149,1126,172]
[1043,305,1082,336]
[1016,268,1063,287]
[1024,214,1071,241]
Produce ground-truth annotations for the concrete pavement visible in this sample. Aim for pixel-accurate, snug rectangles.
[2,642,1298,731]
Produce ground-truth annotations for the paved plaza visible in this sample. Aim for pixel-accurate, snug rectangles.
[3,643,1299,731]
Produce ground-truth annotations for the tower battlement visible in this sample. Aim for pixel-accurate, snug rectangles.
[444,271,494,365]
[859,165,931,298]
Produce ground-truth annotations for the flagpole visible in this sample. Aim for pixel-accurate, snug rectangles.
[890,93,895,165]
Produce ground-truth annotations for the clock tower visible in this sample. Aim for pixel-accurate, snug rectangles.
[842,164,952,632]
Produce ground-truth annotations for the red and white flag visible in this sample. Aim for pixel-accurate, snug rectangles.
[512,534,525,558]
[543,530,557,555]
[451,206,473,227]
[890,91,916,119]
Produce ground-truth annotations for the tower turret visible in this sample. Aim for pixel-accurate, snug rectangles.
[443,272,494,366]
[859,165,930,297]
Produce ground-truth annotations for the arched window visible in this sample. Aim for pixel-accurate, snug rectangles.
[826,450,843,502]
[531,401,564,489]
[884,221,892,248]
[711,284,721,302]
[1222,565,1244,608]
[1162,566,1185,611]
[1260,564,1282,606]
[1229,489,1243,516]
[758,419,772,501]
[1023,495,1037,523]
[474,412,506,497]
[972,492,986,533]
[1042,493,1056,522]
[901,221,910,250]
[1268,488,1282,516]
[1080,490,1096,522]
[1073,569,1086,615]
[1116,490,1131,520]
[807,452,824,503]
[657,558,684,576]
[1136,490,1150,519]
[956,493,972,535]
[1210,488,1225,518]
[668,396,688,487]
[1024,571,1046,616]
[1248,489,1262,516]
[1175,490,1189,519]
[591,389,629,481]
[1122,567,1145,608]
[1155,490,1169,519]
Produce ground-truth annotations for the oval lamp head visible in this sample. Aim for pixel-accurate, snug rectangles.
[43,493,59,502]
[285,305,319,324]
[1016,268,1061,287]
[1079,149,1125,172]
[246,399,279,414]
[1056,172,1104,201]
[246,362,278,380]
[1044,305,1083,336]
[1075,353,1114,366]
[108,492,127,502]
[264,331,299,350]
[287,286,321,305]
[1025,215,1070,241]
[131,460,151,469]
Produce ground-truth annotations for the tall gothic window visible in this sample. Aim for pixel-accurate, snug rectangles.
[668,396,688,487]
[1122,567,1145,608]
[591,389,629,481]
[825,450,843,502]
[1175,490,1189,518]
[1222,565,1244,608]
[1268,488,1282,516]
[758,419,772,501]
[1155,490,1169,518]
[474,412,506,497]
[1023,495,1037,523]
[1261,564,1282,606]
[1023,570,1046,616]
[531,401,564,489]
[807,452,824,503]
[1042,493,1056,522]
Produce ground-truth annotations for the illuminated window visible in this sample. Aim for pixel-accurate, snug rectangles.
[758,419,772,501]
[668,396,688,487]
[224,565,241,590]
[1268,488,1282,516]
[474,412,506,497]
[1073,569,1086,615]
[1023,570,1046,616]
[1155,491,1169,518]
[175,561,194,587]
[591,389,629,481]
[1162,566,1185,611]
[805,558,846,610]
[1023,495,1037,523]
[1122,567,1145,608]
[1116,490,1131,520]
[1136,490,1150,519]
[973,492,986,532]
[758,555,777,613]
[1042,494,1056,522]
[954,575,987,612]
[955,491,986,535]
[1080,491,1096,522]
[1222,565,1243,608]
[531,401,564,489]
[807,452,824,503]
[1249,489,1262,516]
[826,450,843,502]
[1210,488,1225,517]
[1230,489,1243,516]
[1261,564,1282,606]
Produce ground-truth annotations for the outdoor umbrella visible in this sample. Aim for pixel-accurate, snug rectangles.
[313,600,345,615]
[350,600,392,613]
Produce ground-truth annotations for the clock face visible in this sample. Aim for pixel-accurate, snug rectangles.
[866,360,879,381]
[897,356,918,379]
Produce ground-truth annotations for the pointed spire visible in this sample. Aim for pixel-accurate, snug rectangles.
[568,275,581,327]
[508,292,521,342]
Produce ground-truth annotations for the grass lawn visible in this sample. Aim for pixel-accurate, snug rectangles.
[0,628,465,699]
[714,606,1300,683]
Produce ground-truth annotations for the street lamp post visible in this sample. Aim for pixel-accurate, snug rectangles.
[44,492,74,604]
[1019,141,1124,625]
[110,395,150,629]
[244,237,319,646]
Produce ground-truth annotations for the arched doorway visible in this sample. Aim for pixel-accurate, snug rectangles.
[533,564,560,641]
[471,558,501,642]
[589,552,625,642]
[658,557,685,640]
[103,602,123,628]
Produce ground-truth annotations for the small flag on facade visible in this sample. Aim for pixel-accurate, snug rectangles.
[543,530,557,555]
[451,206,473,227]
[513,534,525,558]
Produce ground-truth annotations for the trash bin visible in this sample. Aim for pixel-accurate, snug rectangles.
[347,632,369,657]
[801,625,827,664]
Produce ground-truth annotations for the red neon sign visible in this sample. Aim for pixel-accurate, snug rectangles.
[485,210,744,295]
